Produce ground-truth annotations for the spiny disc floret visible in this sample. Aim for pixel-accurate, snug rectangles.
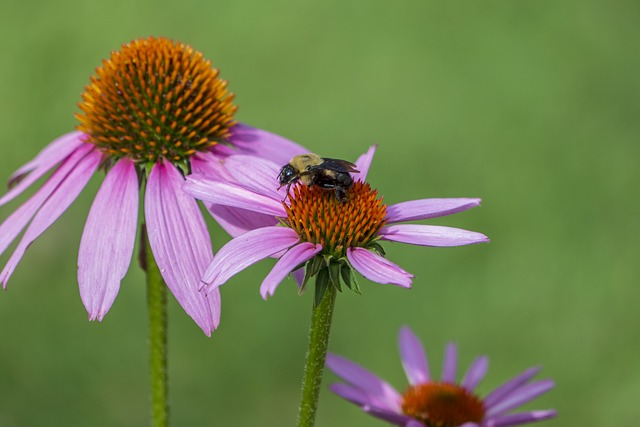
[284,182,387,258]
[284,181,388,303]
[76,36,237,165]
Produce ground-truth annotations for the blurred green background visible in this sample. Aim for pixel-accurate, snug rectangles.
[0,0,638,426]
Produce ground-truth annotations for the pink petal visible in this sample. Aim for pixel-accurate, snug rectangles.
[330,384,413,426]
[183,175,286,217]
[380,224,489,247]
[78,158,139,321]
[0,144,96,261]
[292,268,305,287]
[346,247,413,288]
[223,155,283,199]
[351,145,377,182]
[385,198,482,223]
[398,326,430,385]
[461,356,488,391]
[228,123,308,165]
[483,367,542,408]
[326,353,402,413]
[208,204,279,238]
[4,131,86,198]
[190,151,236,182]
[145,162,219,336]
[201,226,300,293]
[0,147,101,286]
[190,153,281,237]
[441,342,458,383]
[260,242,322,299]
[486,379,555,417]
[329,383,374,408]
[488,410,557,426]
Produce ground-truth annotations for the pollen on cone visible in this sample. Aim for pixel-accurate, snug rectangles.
[75,36,237,164]
[283,182,387,257]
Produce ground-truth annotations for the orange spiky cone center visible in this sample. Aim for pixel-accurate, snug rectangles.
[76,36,237,165]
[283,182,387,257]
[401,382,485,427]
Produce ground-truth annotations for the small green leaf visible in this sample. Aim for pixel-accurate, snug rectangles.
[368,242,386,256]
[341,263,362,295]
[328,261,343,292]
[299,256,323,294]
[314,268,330,307]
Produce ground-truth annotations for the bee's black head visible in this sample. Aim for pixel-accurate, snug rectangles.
[278,164,297,187]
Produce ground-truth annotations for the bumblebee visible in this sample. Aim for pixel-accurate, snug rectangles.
[278,153,359,202]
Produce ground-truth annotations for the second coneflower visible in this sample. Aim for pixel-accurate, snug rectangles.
[183,146,488,427]
[183,146,489,301]
[183,147,488,427]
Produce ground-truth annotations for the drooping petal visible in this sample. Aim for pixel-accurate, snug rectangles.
[346,247,413,288]
[488,410,557,427]
[326,353,403,413]
[0,144,95,260]
[208,204,279,238]
[329,383,372,407]
[4,131,86,200]
[201,226,300,293]
[329,384,412,425]
[441,342,457,383]
[292,268,305,287]
[367,407,416,426]
[385,198,482,223]
[485,379,555,417]
[228,123,308,165]
[0,147,101,286]
[461,356,488,391]
[483,367,542,408]
[398,326,430,385]
[78,158,138,321]
[190,152,283,237]
[380,224,489,247]
[145,162,219,336]
[351,145,376,183]
[260,242,322,299]
[183,175,285,217]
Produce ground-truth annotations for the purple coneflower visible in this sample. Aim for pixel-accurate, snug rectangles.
[183,146,489,300]
[0,37,304,335]
[326,326,556,427]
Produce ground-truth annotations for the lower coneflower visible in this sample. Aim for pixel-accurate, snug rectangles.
[326,327,556,427]
[0,36,305,335]
[183,146,489,301]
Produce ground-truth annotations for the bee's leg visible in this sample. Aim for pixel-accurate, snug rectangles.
[335,187,348,202]
[282,183,292,202]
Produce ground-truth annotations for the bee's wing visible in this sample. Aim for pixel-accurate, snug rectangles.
[310,158,360,173]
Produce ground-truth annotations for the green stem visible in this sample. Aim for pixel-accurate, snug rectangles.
[141,226,169,427]
[296,283,338,427]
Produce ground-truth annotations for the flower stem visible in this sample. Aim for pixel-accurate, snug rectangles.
[141,225,169,427]
[296,282,338,427]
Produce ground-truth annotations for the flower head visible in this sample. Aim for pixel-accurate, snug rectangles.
[326,327,556,427]
[183,146,489,301]
[0,36,305,335]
